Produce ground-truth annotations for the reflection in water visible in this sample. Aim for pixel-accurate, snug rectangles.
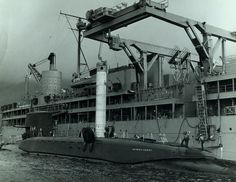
[0,145,236,182]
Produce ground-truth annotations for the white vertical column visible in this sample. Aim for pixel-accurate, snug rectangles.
[95,62,107,138]
[222,39,226,75]
[143,52,148,90]
[158,56,163,87]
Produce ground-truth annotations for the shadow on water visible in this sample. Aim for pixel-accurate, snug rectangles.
[1,146,236,182]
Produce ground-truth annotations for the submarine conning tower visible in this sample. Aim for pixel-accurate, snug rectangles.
[41,53,62,96]
[95,61,107,138]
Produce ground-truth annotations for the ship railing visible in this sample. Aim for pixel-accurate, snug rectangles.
[34,103,68,113]
[206,84,234,94]
[54,129,174,143]
[116,131,169,142]
[44,86,178,104]
[206,86,218,94]
[135,114,146,120]
[51,91,96,103]
[219,84,233,92]
[147,114,155,120]
[121,114,132,121]
[50,86,180,104]
[55,129,80,137]
[139,86,179,101]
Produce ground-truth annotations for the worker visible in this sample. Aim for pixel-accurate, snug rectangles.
[181,131,190,147]
[38,128,43,137]
[125,129,128,138]
[134,134,140,139]
[81,127,95,152]
[104,126,109,138]
[108,126,115,138]
[199,134,205,150]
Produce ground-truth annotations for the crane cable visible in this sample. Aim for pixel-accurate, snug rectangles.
[32,58,48,66]
[172,117,198,143]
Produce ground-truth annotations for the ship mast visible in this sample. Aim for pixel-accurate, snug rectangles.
[60,11,88,79]
[77,20,81,75]
[76,18,87,76]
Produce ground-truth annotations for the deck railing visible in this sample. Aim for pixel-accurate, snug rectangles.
[207,84,234,94]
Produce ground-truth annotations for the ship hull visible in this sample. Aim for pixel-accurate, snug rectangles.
[3,115,235,161]
[54,116,236,160]
[19,137,212,164]
[2,113,235,161]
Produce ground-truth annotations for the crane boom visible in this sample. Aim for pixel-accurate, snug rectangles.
[28,52,56,83]
[28,63,42,83]
[83,0,236,74]
[84,0,236,42]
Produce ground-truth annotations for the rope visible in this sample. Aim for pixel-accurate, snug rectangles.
[37,58,49,65]
[80,48,89,70]
[172,117,198,143]
[186,118,198,128]
[65,15,78,42]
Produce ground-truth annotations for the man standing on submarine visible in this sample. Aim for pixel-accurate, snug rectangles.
[181,131,190,147]
[81,127,95,152]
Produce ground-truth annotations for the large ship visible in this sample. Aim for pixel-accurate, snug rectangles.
[1,0,236,161]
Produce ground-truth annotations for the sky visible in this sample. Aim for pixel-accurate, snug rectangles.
[0,0,235,83]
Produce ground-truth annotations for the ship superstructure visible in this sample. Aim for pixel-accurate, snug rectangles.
[1,0,236,160]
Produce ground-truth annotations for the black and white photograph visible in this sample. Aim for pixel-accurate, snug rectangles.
[0,0,236,181]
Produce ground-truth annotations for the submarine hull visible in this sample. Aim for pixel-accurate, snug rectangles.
[19,137,212,163]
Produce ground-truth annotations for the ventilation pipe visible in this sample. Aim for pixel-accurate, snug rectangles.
[48,52,56,70]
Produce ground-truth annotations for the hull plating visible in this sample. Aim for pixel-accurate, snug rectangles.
[19,137,211,164]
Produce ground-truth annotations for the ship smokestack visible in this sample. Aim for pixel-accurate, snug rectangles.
[95,61,107,138]
[48,52,56,70]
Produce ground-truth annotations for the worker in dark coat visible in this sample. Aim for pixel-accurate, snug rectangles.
[109,126,115,138]
[104,126,109,138]
[199,133,205,150]
[81,127,95,152]
[104,126,115,138]
[181,131,190,147]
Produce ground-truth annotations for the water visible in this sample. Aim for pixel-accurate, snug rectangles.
[0,145,236,182]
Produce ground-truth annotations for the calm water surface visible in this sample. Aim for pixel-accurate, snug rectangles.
[0,145,236,182]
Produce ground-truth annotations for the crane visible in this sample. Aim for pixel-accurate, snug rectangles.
[28,52,56,83]
[83,0,236,76]
[82,0,236,141]
[107,34,195,89]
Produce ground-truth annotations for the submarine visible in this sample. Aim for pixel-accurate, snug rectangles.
[19,62,213,164]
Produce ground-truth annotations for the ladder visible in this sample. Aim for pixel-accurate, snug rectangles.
[195,84,208,140]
